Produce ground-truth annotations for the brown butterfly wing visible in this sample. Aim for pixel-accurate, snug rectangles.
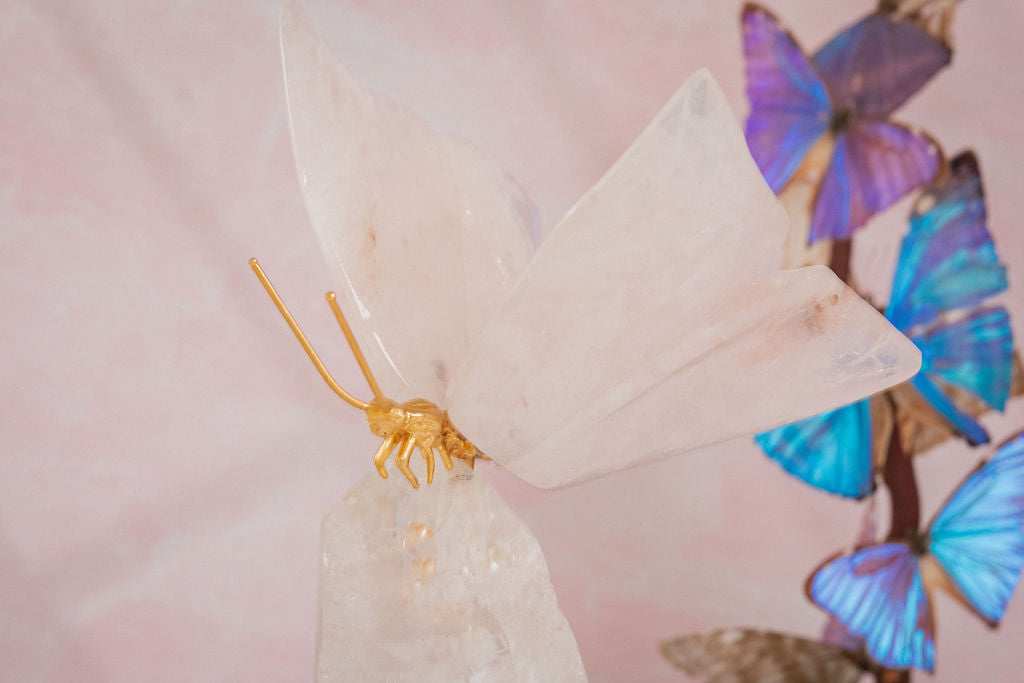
[871,394,895,472]
[891,352,1023,455]
[885,0,961,48]
[660,629,864,683]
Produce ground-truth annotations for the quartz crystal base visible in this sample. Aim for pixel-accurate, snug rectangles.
[316,461,587,681]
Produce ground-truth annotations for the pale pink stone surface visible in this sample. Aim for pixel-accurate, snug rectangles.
[1,1,1021,681]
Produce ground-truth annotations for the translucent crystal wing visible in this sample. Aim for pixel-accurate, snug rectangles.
[280,1,534,406]
[447,71,921,488]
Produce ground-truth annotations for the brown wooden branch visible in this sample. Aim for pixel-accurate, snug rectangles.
[882,428,920,541]
[872,406,921,683]
[829,237,853,283]
[876,668,911,683]
[830,238,918,682]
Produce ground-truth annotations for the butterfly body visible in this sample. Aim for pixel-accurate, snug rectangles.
[366,397,444,445]
[365,395,479,488]
[829,107,853,134]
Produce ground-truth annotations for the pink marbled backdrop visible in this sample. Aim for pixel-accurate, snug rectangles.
[2,1,1022,681]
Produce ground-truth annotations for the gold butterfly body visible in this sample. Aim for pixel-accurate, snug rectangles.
[250,258,480,489]
[365,396,479,488]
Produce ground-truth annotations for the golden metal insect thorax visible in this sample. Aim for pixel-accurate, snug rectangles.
[250,258,482,488]
[364,396,479,487]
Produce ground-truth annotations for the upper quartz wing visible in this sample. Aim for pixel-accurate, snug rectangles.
[447,70,920,488]
[280,1,535,405]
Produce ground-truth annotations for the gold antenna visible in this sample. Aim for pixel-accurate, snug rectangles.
[249,258,370,411]
[325,291,383,399]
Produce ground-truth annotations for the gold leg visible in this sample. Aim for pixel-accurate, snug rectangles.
[419,446,435,485]
[395,437,419,488]
[372,433,399,479]
[436,445,454,471]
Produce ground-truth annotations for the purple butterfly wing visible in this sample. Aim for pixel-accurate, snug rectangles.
[741,3,831,192]
[810,543,935,671]
[821,615,865,653]
[812,13,951,118]
[809,120,939,242]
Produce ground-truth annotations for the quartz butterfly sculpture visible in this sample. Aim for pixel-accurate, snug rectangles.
[756,152,1016,498]
[257,2,928,680]
[255,1,922,494]
[809,432,1024,672]
[742,2,950,244]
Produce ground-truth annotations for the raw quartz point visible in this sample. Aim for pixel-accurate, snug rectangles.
[316,461,587,682]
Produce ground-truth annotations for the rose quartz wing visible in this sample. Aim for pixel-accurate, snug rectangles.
[446,70,921,488]
[280,1,535,406]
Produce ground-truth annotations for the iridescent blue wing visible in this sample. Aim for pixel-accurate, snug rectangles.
[809,543,935,671]
[755,400,874,499]
[916,306,1014,411]
[741,3,831,192]
[809,120,940,242]
[928,433,1024,624]
[885,153,1014,443]
[886,153,1007,332]
[812,12,951,118]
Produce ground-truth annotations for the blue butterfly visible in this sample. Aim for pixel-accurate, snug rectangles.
[808,432,1024,671]
[756,152,1014,498]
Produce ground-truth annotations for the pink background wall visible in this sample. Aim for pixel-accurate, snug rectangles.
[2,1,1022,680]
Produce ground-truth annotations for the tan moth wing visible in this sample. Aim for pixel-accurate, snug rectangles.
[660,629,864,683]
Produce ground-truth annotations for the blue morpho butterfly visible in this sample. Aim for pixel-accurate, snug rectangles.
[756,152,1014,498]
[741,2,950,243]
[808,432,1024,671]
